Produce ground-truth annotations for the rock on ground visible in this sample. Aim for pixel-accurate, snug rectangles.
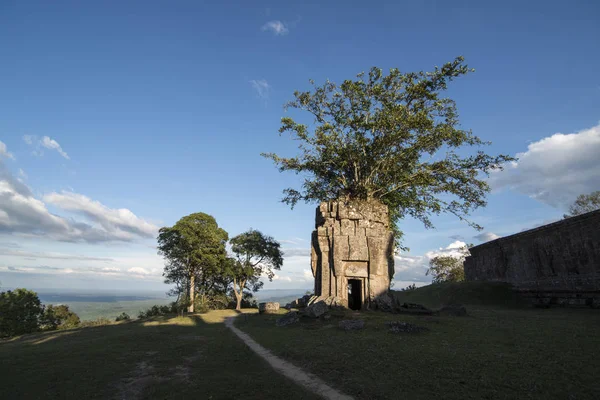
[373,293,394,312]
[276,311,300,327]
[387,321,429,334]
[338,319,365,331]
[396,303,434,315]
[303,300,328,318]
[258,302,280,314]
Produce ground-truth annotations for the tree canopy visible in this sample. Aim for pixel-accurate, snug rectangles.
[426,244,471,284]
[157,212,229,312]
[262,57,515,247]
[0,288,44,337]
[564,191,600,218]
[227,229,283,310]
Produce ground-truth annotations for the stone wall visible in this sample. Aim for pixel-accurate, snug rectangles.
[310,200,395,308]
[464,210,600,305]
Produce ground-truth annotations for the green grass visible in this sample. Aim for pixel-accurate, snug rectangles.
[4,283,599,399]
[0,310,318,400]
[236,283,600,400]
[389,281,529,309]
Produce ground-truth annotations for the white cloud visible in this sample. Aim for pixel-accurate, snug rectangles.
[261,20,289,35]
[250,79,271,99]
[473,232,500,242]
[22,135,70,159]
[18,169,27,179]
[0,264,161,280]
[303,269,313,281]
[490,123,600,208]
[0,248,113,262]
[44,191,158,239]
[394,241,467,283]
[41,136,70,159]
[0,159,157,243]
[282,247,310,257]
[0,141,15,160]
[272,273,293,282]
[127,267,153,276]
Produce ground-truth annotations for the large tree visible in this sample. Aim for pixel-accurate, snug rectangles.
[227,229,284,310]
[262,57,515,248]
[426,244,471,284]
[0,288,44,337]
[157,213,228,312]
[564,191,600,218]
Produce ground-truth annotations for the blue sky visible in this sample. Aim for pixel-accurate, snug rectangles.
[1,0,599,293]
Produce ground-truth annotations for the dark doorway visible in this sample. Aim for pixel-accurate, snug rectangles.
[348,279,362,310]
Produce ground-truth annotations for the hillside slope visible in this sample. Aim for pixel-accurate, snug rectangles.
[389,281,528,309]
[0,310,317,400]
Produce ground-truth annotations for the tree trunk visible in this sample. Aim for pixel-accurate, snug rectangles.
[188,274,195,313]
[234,291,242,311]
[232,277,245,311]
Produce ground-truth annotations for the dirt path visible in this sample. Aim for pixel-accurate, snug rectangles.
[225,316,354,400]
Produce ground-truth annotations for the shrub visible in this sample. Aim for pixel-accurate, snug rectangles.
[159,305,170,314]
[137,303,177,319]
[42,304,80,330]
[80,317,111,328]
[194,294,229,312]
[115,312,130,322]
[0,288,44,337]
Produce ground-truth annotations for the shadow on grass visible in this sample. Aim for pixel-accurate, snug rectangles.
[0,310,316,400]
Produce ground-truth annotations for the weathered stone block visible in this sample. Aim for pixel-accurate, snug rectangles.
[338,319,365,331]
[348,235,369,261]
[333,235,350,262]
[304,300,328,318]
[343,261,369,277]
[340,219,355,236]
[310,199,394,309]
[317,236,329,251]
[258,302,280,314]
[367,236,387,275]
[276,311,299,327]
[464,209,600,306]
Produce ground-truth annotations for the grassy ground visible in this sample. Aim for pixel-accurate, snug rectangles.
[236,283,600,400]
[0,310,318,400]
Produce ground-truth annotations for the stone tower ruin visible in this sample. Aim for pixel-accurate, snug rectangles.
[310,200,395,309]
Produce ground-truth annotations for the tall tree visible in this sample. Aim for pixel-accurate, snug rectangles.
[262,57,515,248]
[157,213,228,312]
[426,244,471,283]
[0,288,44,337]
[227,229,284,310]
[564,191,600,218]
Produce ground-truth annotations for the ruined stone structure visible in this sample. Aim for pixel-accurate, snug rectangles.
[464,210,600,306]
[310,200,395,309]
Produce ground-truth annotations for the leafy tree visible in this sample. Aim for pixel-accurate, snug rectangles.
[426,245,471,283]
[158,213,229,312]
[227,229,284,310]
[0,288,44,337]
[115,312,130,322]
[564,191,600,218]
[402,283,417,291]
[262,57,515,248]
[42,305,80,330]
